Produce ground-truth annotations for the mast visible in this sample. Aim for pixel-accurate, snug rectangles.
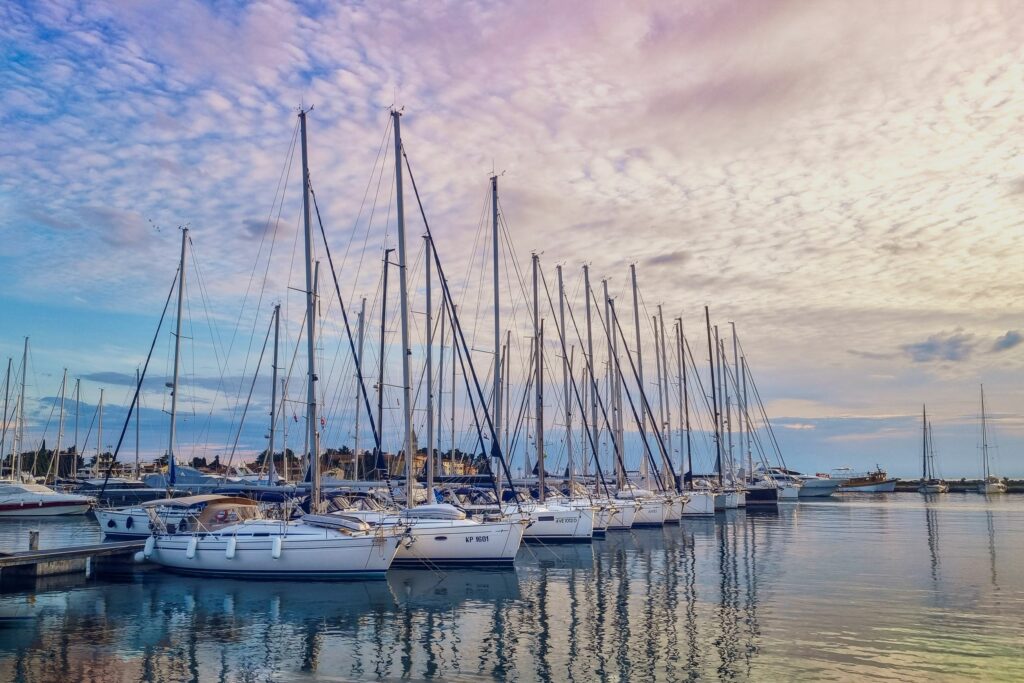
[675,319,691,489]
[1,358,10,474]
[268,304,280,484]
[354,297,366,480]
[490,174,502,497]
[558,265,573,491]
[584,265,597,481]
[15,338,27,478]
[532,253,546,501]
[377,248,394,479]
[629,264,648,487]
[134,368,141,479]
[980,385,989,481]
[53,369,67,482]
[450,305,456,469]
[503,330,512,462]
[658,305,672,487]
[731,322,742,481]
[167,228,188,490]
[742,356,751,480]
[73,378,80,479]
[721,336,732,483]
[436,297,444,479]
[425,235,435,495]
[298,109,321,512]
[925,405,933,481]
[390,109,415,510]
[705,307,721,487]
[96,388,104,475]
[745,358,753,481]
[604,280,623,487]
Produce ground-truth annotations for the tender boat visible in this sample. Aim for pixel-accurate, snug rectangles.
[0,482,93,516]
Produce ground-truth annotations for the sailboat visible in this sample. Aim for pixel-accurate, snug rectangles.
[977,385,1006,494]
[0,340,92,516]
[918,405,948,494]
[143,115,405,577]
[323,113,530,565]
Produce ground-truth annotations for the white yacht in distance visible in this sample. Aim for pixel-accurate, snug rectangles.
[0,482,93,516]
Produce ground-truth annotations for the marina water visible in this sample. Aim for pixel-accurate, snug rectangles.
[1,494,1022,681]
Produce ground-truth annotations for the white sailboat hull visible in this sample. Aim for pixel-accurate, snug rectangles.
[504,503,594,542]
[146,519,401,579]
[341,512,527,568]
[681,490,716,516]
[631,498,667,527]
[978,481,1007,494]
[605,501,637,530]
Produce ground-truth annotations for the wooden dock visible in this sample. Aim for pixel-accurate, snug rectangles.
[0,539,145,584]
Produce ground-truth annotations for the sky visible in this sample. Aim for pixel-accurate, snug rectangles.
[1,0,1022,479]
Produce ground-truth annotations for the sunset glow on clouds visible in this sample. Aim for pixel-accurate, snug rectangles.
[1,1,1022,476]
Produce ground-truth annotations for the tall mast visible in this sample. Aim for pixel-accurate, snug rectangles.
[298,109,321,512]
[490,174,502,496]
[436,298,444,479]
[922,404,928,481]
[705,308,721,487]
[354,297,366,479]
[730,322,742,480]
[134,368,141,479]
[745,356,753,479]
[268,304,280,484]
[167,228,188,490]
[721,337,732,482]
[532,253,546,501]
[584,265,597,480]
[629,265,648,487]
[1,358,10,473]
[558,264,573,491]
[424,235,435,495]
[658,305,672,485]
[390,109,415,510]
[604,280,623,487]
[450,305,456,468]
[15,338,28,478]
[377,248,394,479]
[96,388,104,475]
[675,319,690,488]
[503,330,512,460]
[742,356,751,479]
[981,385,989,480]
[73,378,80,479]
[52,369,67,482]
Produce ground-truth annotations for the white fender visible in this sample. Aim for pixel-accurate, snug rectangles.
[185,536,198,559]
[133,551,146,563]
[225,536,237,559]
[271,536,282,559]
[143,536,155,558]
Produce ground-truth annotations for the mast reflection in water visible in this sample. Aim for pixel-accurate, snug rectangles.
[2,495,1023,681]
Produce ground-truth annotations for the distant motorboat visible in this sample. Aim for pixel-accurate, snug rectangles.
[831,467,898,493]
[0,482,93,516]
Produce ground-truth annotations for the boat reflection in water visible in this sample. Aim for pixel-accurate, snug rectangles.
[2,496,1022,681]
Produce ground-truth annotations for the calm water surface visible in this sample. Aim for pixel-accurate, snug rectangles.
[1,494,1022,681]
